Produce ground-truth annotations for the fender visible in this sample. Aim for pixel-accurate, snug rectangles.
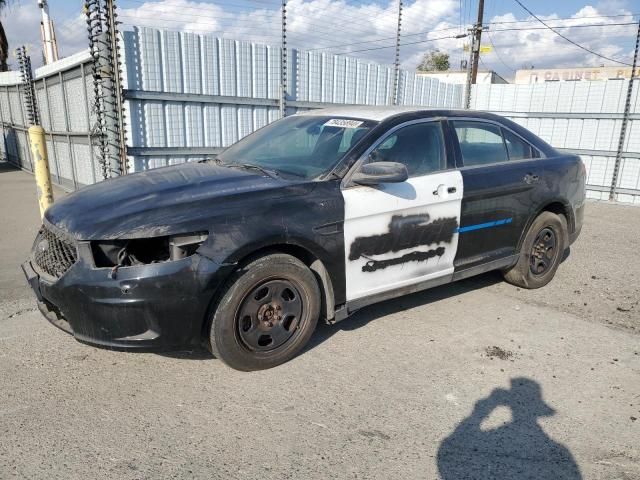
[516,197,574,253]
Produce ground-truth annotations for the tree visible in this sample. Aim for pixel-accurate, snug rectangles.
[0,0,8,72]
[417,50,450,72]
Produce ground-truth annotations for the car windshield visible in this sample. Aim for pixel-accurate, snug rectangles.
[216,115,377,179]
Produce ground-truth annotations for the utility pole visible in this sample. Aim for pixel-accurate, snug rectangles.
[392,0,403,105]
[37,0,59,64]
[464,0,485,109]
[470,0,484,85]
[280,0,287,118]
[610,19,640,201]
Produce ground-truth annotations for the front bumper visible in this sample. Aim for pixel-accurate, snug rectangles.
[22,252,233,351]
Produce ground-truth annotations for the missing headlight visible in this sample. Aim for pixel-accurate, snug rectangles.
[92,232,208,268]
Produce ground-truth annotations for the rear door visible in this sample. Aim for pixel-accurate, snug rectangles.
[342,119,463,301]
[450,119,544,271]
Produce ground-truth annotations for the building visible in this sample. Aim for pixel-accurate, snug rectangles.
[416,70,508,85]
[514,66,640,84]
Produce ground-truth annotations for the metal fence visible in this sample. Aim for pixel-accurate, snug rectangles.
[1,25,639,204]
[471,81,640,203]
[122,27,463,171]
[0,50,100,191]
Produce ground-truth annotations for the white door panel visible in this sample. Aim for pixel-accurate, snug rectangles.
[343,170,463,301]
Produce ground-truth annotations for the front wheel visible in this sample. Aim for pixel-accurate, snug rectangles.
[208,253,320,371]
[502,211,567,289]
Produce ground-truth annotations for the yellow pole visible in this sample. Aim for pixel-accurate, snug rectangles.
[28,125,54,218]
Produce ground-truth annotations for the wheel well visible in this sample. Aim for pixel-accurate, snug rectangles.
[516,202,573,253]
[235,244,336,322]
[540,202,573,233]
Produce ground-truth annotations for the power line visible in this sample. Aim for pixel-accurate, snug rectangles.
[485,30,515,72]
[330,21,637,57]
[118,8,401,48]
[308,26,462,52]
[491,22,638,33]
[119,16,638,58]
[511,0,634,66]
[117,0,638,63]
[333,33,467,56]
[485,12,640,26]
[119,0,405,35]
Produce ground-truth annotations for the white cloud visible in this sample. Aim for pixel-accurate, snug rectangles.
[2,0,636,80]
[476,8,637,77]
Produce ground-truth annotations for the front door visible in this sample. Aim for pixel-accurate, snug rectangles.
[342,120,463,301]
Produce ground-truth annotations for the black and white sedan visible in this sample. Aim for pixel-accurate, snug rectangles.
[23,107,586,370]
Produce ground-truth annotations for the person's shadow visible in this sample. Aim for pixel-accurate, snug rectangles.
[437,378,582,480]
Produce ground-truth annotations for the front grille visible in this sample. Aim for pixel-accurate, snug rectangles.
[33,225,78,278]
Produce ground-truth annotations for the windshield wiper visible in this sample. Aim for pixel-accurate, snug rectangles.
[235,163,279,178]
[209,158,279,178]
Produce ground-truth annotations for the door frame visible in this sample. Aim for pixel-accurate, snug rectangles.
[340,116,464,306]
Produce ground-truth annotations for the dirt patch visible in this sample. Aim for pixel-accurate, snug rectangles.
[484,346,515,360]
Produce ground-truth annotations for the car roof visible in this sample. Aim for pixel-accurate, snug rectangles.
[296,106,559,157]
[297,106,439,122]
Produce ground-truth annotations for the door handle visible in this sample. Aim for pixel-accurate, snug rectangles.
[433,185,457,196]
[523,173,540,184]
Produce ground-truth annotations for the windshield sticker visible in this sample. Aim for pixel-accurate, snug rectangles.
[323,118,364,129]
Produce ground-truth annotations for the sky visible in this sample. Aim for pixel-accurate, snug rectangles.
[1,0,638,81]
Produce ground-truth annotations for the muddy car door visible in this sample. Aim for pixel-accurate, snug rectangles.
[342,119,463,302]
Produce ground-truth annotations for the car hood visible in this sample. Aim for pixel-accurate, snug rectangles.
[45,162,312,240]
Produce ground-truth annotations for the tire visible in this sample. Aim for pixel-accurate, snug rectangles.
[208,253,320,371]
[502,211,567,289]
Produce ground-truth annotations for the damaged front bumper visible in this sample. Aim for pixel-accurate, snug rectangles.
[22,250,233,351]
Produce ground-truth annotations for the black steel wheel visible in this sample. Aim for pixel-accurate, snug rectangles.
[503,211,567,289]
[529,227,559,276]
[236,279,304,352]
[208,253,320,371]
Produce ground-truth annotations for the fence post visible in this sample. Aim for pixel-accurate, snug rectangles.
[15,47,39,127]
[392,0,403,105]
[280,0,287,117]
[29,126,54,218]
[85,0,127,179]
[610,20,640,201]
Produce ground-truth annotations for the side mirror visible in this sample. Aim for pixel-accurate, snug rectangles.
[352,161,408,185]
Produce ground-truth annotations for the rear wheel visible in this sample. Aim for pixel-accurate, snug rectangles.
[502,211,567,289]
[208,253,320,371]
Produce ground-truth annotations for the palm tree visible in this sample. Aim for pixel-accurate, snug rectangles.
[0,0,8,72]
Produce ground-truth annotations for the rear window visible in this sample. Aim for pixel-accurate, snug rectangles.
[503,128,536,160]
[453,121,508,166]
[453,120,538,165]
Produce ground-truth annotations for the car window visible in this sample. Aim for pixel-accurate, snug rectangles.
[368,122,445,177]
[453,121,509,166]
[502,128,535,160]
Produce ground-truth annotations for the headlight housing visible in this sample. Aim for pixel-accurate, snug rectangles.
[91,232,208,268]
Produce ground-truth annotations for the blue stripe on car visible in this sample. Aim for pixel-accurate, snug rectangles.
[457,218,513,233]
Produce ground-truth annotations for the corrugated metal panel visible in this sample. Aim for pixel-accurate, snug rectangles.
[201,36,220,96]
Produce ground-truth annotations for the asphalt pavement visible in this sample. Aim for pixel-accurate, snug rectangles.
[0,163,638,479]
